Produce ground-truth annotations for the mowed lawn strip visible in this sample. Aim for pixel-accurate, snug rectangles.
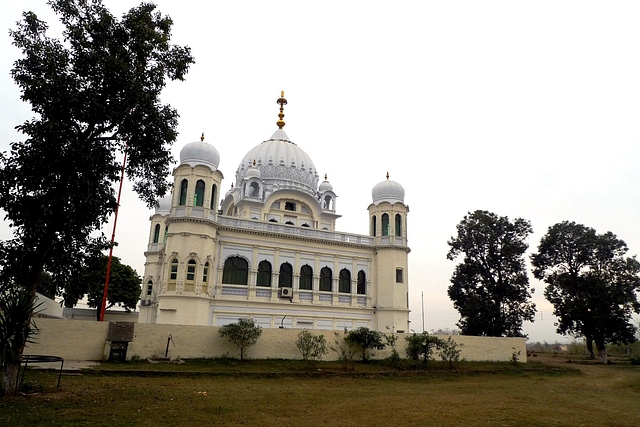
[2,356,639,427]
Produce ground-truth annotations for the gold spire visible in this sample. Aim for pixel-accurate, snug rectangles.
[324,173,327,180]
[386,172,390,179]
[276,90,287,129]
[201,132,205,142]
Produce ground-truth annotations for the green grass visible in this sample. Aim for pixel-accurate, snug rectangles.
[2,354,639,427]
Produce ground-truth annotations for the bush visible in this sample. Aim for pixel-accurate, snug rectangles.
[219,318,262,360]
[439,336,463,369]
[345,327,386,361]
[329,329,356,370]
[384,327,403,369]
[405,332,444,366]
[568,338,587,355]
[296,330,328,363]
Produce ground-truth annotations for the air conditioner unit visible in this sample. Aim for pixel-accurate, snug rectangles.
[140,299,152,306]
[280,287,293,298]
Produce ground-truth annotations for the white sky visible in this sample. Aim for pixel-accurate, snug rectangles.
[2,1,640,343]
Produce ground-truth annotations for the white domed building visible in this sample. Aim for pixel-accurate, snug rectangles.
[139,94,410,332]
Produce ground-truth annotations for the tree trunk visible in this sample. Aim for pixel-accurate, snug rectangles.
[1,363,20,396]
[586,336,596,359]
[595,339,607,364]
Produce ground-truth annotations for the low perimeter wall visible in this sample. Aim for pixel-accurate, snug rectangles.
[25,318,527,363]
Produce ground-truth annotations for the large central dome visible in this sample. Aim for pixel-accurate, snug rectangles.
[235,129,320,197]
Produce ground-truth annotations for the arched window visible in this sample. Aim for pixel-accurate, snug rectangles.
[382,213,390,236]
[319,267,332,292]
[279,262,293,288]
[285,202,296,211]
[146,280,153,296]
[185,259,197,292]
[395,214,402,236]
[202,262,210,294]
[194,180,205,207]
[269,218,278,223]
[257,260,272,287]
[210,184,217,210]
[179,179,188,205]
[299,265,313,290]
[168,258,179,291]
[153,224,160,244]
[222,257,248,285]
[323,195,332,210]
[163,226,168,243]
[285,221,294,225]
[357,270,366,295]
[249,182,259,197]
[372,215,377,237]
[339,269,351,293]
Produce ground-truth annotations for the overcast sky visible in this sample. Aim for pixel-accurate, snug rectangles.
[2,1,640,343]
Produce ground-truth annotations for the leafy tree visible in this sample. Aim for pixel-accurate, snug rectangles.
[404,332,445,366]
[219,318,262,360]
[345,327,386,361]
[447,210,536,337]
[0,0,193,394]
[531,221,640,363]
[36,272,56,300]
[295,330,328,363]
[64,256,141,320]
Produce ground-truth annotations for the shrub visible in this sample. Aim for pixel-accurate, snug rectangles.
[329,329,356,370]
[0,287,40,396]
[439,336,463,369]
[511,348,522,364]
[218,318,262,360]
[405,332,444,366]
[296,330,328,363]
[568,338,587,355]
[345,327,386,361]
[384,327,403,369]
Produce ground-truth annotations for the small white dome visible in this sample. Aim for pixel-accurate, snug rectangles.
[318,179,333,192]
[179,140,220,171]
[372,177,405,204]
[244,162,261,180]
[155,194,172,215]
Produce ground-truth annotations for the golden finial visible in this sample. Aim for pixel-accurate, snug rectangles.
[324,174,327,180]
[253,159,256,166]
[386,172,389,179]
[201,132,205,142]
[276,90,287,129]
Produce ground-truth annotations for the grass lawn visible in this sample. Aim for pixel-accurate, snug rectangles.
[1,353,639,426]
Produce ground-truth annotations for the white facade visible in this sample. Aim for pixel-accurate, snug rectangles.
[139,95,410,332]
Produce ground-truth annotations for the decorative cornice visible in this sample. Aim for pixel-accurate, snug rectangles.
[217,225,375,250]
[373,245,411,253]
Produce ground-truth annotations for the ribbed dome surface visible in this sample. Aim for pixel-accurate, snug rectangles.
[372,178,405,204]
[236,129,319,196]
[155,194,172,215]
[179,140,220,171]
[318,179,333,192]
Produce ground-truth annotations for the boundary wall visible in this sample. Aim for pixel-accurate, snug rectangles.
[25,318,527,362]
